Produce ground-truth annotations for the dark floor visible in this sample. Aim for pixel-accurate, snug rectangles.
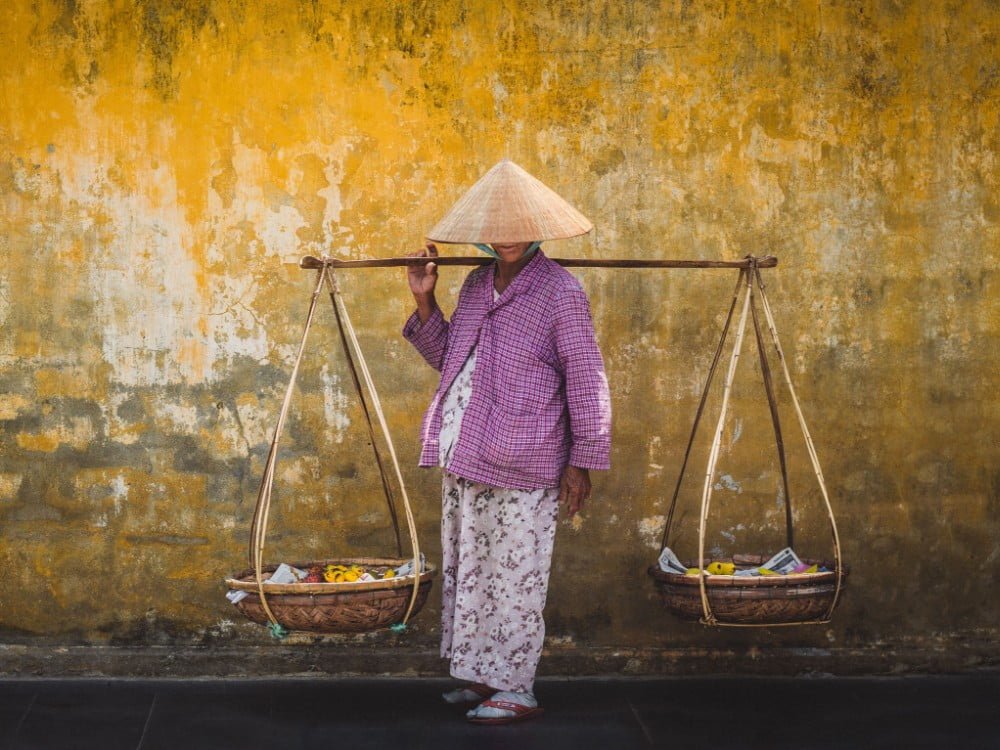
[0,675,997,750]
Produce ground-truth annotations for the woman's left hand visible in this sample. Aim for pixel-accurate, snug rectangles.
[559,465,591,517]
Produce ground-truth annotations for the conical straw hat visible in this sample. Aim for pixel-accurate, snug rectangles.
[427,160,593,244]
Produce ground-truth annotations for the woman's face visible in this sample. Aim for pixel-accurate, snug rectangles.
[491,242,534,263]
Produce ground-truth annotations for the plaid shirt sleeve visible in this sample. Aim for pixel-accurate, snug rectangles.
[403,305,449,371]
[403,271,483,372]
[553,287,612,470]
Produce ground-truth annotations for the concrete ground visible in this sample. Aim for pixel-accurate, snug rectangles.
[0,675,997,749]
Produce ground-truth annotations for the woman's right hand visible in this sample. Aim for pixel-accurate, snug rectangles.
[407,243,439,297]
[407,243,439,323]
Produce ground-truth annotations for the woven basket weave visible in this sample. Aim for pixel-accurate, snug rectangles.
[647,555,848,625]
[227,558,436,634]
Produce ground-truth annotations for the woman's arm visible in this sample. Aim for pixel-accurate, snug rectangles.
[402,244,449,371]
[553,288,612,471]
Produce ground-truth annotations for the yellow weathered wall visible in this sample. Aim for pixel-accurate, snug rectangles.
[1,0,997,673]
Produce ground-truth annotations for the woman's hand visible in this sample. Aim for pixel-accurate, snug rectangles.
[559,465,591,517]
[407,243,439,323]
[407,243,438,296]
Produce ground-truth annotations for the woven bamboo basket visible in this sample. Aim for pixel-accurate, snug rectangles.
[647,554,849,625]
[227,558,436,634]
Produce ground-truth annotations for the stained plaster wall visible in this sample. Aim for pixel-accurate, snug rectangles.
[0,0,997,676]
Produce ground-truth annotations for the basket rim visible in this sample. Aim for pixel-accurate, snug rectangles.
[647,556,849,588]
[225,557,437,594]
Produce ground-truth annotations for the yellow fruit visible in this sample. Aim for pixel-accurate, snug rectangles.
[802,564,818,574]
[322,569,338,582]
[707,562,735,576]
[758,567,778,576]
[382,569,395,579]
[343,571,360,582]
[685,567,702,576]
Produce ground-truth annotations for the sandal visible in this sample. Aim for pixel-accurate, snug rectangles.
[442,683,494,706]
[467,697,544,725]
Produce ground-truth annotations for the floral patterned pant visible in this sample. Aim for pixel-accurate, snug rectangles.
[440,472,560,692]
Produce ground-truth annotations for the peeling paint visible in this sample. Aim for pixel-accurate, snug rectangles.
[16,415,96,452]
[637,515,666,549]
[320,364,350,442]
[0,395,31,421]
[0,474,23,502]
[714,474,743,494]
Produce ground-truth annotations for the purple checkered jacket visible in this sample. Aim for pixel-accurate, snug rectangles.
[403,250,611,490]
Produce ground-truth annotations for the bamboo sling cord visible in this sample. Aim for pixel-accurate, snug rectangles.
[248,271,404,569]
[325,277,403,558]
[754,267,843,620]
[249,269,326,630]
[696,268,754,625]
[659,263,796,553]
[660,270,747,551]
[248,268,423,633]
[685,265,843,626]
[749,269,794,550]
[322,266,423,625]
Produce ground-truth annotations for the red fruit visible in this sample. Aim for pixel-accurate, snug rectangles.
[303,572,323,583]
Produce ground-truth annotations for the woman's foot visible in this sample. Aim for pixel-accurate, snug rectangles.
[466,691,544,724]
[442,683,494,705]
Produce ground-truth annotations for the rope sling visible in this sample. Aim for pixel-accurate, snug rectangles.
[232,265,430,635]
[654,259,846,627]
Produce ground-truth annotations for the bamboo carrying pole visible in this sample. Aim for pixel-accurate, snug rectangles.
[299,255,778,270]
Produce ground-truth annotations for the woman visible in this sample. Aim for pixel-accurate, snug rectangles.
[403,160,611,725]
